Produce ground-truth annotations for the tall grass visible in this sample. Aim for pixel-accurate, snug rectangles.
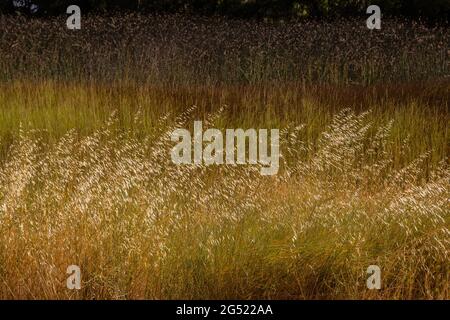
[1,14,449,84]
[0,106,448,299]
[0,13,448,299]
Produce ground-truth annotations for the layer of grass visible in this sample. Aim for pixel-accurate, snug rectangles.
[0,13,448,299]
[0,81,448,299]
[1,14,449,84]
[0,80,447,165]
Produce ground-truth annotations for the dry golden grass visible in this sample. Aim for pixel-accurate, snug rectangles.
[0,13,448,300]
[0,82,448,299]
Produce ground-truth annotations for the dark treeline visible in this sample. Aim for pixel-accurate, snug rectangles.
[1,0,449,19]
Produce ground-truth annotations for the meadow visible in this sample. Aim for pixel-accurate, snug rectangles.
[0,13,448,299]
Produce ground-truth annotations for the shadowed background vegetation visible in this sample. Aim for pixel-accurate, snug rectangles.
[1,0,450,19]
[1,14,449,84]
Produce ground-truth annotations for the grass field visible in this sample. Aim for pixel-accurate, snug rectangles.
[0,14,448,299]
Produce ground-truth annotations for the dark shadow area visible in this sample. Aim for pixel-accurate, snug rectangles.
[0,0,449,21]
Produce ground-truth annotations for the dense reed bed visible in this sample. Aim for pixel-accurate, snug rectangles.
[0,13,448,299]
